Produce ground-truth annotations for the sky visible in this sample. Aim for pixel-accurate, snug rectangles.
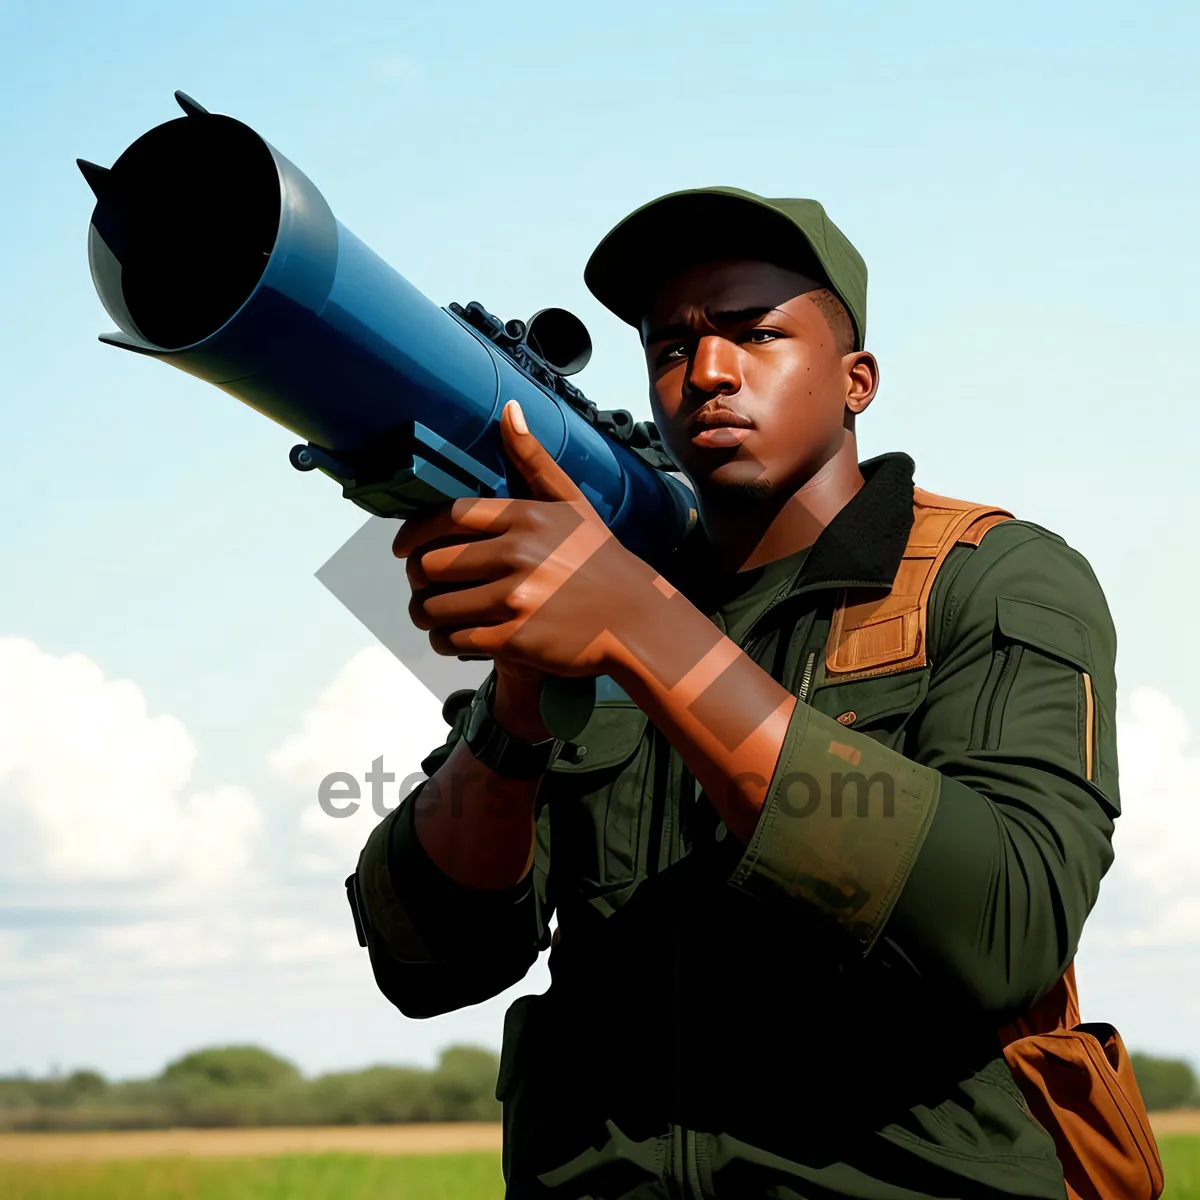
[1,0,1198,1080]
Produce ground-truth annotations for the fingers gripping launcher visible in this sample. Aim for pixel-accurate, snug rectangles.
[79,91,696,739]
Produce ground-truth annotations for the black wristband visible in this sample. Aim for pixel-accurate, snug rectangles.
[463,676,561,779]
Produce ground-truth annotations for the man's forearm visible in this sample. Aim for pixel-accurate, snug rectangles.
[612,601,937,955]
[413,674,547,891]
[610,588,796,845]
[419,579,796,886]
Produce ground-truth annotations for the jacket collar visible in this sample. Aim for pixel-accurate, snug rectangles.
[666,451,915,599]
[791,451,915,594]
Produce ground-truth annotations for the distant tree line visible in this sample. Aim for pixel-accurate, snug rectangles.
[0,1044,502,1131]
[2,1045,1197,1131]
[1130,1053,1200,1113]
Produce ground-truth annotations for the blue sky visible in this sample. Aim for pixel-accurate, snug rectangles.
[1,0,1198,1079]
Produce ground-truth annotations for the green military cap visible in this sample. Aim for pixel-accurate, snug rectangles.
[583,186,868,351]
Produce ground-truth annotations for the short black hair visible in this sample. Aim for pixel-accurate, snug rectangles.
[807,287,856,357]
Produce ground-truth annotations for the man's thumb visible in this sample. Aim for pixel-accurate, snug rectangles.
[500,400,584,503]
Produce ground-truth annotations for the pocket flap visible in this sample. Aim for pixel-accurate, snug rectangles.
[996,596,1093,672]
[549,702,649,774]
[813,668,929,730]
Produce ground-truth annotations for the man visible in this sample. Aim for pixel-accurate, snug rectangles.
[351,188,1122,1199]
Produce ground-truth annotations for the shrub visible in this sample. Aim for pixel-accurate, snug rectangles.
[432,1045,502,1121]
[160,1046,301,1090]
[0,1043,504,1129]
[1130,1052,1199,1111]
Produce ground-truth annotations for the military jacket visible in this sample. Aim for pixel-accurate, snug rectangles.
[353,452,1120,1200]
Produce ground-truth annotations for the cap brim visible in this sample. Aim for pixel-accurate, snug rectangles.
[583,188,829,329]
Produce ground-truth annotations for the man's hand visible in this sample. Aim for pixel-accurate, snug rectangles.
[394,400,655,684]
[396,399,797,847]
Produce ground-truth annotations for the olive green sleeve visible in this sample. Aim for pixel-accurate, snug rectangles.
[885,521,1118,1014]
[726,699,943,951]
[728,521,1118,1016]
[353,685,555,1019]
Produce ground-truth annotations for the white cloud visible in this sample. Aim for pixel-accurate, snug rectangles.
[268,645,449,866]
[92,918,240,972]
[1085,684,1200,949]
[88,914,350,974]
[9,638,1189,1078]
[0,638,453,1059]
[0,931,78,988]
[0,638,263,892]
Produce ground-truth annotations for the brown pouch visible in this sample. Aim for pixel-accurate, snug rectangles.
[1000,966,1164,1200]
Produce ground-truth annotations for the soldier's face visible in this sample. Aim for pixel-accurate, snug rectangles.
[641,259,873,504]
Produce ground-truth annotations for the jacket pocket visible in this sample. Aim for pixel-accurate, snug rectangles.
[544,691,652,888]
[810,668,930,751]
[495,992,551,1189]
[549,687,649,774]
[967,597,1106,788]
[496,993,543,1102]
[969,642,1025,752]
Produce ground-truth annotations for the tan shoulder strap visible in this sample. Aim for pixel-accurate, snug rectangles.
[825,486,1013,682]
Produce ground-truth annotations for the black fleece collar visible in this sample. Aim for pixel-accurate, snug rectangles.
[792,451,915,593]
[665,451,916,597]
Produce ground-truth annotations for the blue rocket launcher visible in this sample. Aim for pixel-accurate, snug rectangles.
[79,91,696,738]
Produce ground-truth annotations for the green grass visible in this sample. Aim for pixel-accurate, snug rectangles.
[1163,1135,1200,1198]
[4,1140,1199,1199]
[0,1151,506,1200]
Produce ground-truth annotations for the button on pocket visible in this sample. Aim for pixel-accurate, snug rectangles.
[549,700,648,775]
[811,670,929,750]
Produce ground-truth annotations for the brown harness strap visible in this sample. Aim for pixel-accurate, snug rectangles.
[825,486,1014,683]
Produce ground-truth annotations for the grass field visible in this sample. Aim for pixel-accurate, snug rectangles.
[1161,1135,1200,1197]
[1,1125,1198,1198]
[0,1152,506,1199]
